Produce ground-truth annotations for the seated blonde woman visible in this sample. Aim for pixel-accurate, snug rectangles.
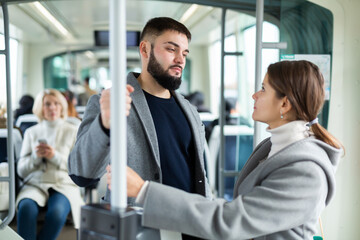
[16,89,83,240]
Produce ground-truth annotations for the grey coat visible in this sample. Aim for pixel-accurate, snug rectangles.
[68,72,211,202]
[141,137,341,240]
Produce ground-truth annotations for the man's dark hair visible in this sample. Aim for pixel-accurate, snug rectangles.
[140,17,191,42]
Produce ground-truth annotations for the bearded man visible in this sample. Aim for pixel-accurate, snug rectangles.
[68,18,211,240]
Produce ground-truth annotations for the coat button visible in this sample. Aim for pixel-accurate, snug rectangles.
[154,173,159,180]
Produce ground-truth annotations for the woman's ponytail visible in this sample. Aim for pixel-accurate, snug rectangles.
[311,123,344,151]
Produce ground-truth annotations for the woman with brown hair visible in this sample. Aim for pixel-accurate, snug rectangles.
[113,60,343,239]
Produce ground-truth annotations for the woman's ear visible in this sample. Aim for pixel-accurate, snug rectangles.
[281,96,292,115]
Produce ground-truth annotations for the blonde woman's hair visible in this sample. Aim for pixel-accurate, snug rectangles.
[32,89,68,121]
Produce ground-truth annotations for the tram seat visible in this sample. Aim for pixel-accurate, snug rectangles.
[75,106,86,119]
[81,173,107,204]
[15,114,38,135]
[199,112,216,128]
[0,128,23,214]
[208,125,253,200]
[0,162,9,211]
[0,128,23,164]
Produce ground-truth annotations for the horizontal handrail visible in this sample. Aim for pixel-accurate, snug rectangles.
[0,176,10,181]
[223,171,241,177]
[262,42,287,49]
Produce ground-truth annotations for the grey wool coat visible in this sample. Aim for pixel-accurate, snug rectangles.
[68,72,211,203]
[140,137,341,240]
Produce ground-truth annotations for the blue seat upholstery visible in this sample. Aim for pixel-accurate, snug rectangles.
[0,128,23,194]
[15,114,38,135]
[0,138,8,163]
[208,125,253,201]
[18,122,37,135]
[224,135,253,201]
[0,129,22,162]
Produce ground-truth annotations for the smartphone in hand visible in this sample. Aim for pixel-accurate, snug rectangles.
[38,139,47,144]
[37,139,48,167]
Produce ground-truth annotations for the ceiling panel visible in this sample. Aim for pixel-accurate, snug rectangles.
[3,0,274,47]
[5,0,208,45]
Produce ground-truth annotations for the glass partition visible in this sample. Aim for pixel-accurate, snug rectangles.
[0,33,18,110]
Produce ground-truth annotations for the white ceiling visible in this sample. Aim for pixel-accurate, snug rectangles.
[3,0,225,47]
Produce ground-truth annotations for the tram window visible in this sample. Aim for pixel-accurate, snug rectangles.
[0,34,3,49]
[208,15,279,125]
[97,67,111,89]
[242,22,279,121]
[43,54,68,90]
[0,34,19,107]
[206,0,333,128]
[0,54,5,106]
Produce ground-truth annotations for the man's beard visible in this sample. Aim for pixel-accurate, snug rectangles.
[147,49,182,91]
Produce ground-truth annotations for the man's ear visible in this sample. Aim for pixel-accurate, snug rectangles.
[139,41,150,59]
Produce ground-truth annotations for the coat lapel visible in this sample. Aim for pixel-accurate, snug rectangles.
[173,91,207,196]
[127,73,160,167]
[173,91,204,164]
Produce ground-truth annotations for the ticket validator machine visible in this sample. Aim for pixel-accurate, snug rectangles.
[78,0,160,239]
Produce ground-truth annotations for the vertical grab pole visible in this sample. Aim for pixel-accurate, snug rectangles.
[253,0,264,148]
[110,0,127,209]
[218,8,226,198]
[0,0,16,229]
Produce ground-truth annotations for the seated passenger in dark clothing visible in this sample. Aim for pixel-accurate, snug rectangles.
[185,91,210,113]
[205,98,251,141]
[13,95,34,124]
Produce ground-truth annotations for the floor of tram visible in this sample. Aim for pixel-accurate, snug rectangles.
[8,217,77,239]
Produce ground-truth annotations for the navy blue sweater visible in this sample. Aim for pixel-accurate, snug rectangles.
[144,90,195,193]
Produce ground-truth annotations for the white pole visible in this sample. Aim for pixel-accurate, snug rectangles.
[254,0,264,148]
[110,0,127,209]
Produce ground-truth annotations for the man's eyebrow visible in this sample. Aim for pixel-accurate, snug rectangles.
[164,41,190,53]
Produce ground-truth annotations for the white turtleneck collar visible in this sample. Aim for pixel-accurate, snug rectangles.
[41,118,64,128]
[38,118,65,146]
[266,120,313,158]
